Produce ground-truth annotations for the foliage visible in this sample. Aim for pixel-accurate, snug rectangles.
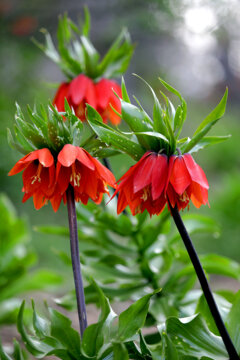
[36,200,240,330]
[3,284,240,359]
[7,102,84,156]
[34,9,134,81]
[87,77,230,159]
[0,193,62,326]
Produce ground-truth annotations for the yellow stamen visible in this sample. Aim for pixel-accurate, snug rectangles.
[141,187,150,201]
[70,163,81,187]
[179,190,189,202]
[31,164,43,185]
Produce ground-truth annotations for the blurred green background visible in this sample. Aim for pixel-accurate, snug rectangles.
[0,0,240,270]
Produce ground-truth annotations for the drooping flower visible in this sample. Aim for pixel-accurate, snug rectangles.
[112,152,168,216]
[53,74,122,125]
[50,144,116,211]
[8,148,55,210]
[166,153,209,210]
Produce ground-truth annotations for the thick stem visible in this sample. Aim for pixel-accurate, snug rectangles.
[67,186,87,337]
[170,204,239,360]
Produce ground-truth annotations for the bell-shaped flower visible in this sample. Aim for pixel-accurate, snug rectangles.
[8,148,55,210]
[50,144,116,211]
[53,74,121,125]
[166,153,209,210]
[112,152,168,216]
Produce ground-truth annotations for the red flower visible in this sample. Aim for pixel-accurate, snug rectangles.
[50,144,116,211]
[53,74,122,125]
[8,148,55,210]
[113,152,168,216]
[166,153,209,210]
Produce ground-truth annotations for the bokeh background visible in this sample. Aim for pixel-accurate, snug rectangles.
[0,0,240,271]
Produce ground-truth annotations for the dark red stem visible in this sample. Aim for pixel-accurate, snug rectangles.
[170,203,239,360]
[67,186,87,337]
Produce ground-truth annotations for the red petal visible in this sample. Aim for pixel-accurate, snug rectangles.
[166,183,177,208]
[22,162,39,193]
[183,154,209,189]
[33,191,47,210]
[8,154,30,175]
[91,157,116,186]
[56,166,71,194]
[165,155,176,194]
[85,79,96,108]
[151,154,168,200]
[190,182,209,208]
[53,82,69,111]
[76,148,95,170]
[133,153,156,193]
[169,156,191,195]
[69,74,94,105]
[95,79,112,109]
[81,167,98,200]
[117,190,128,214]
[38,149,54,167]
[58,144,78,167]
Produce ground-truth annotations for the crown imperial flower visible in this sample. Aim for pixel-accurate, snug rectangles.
[50,144,116,211]
[8,148,55,210]
[53,75,122,125]
[166,153,209,210]
[112,152,168,215]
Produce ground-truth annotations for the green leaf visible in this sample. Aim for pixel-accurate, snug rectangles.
[0,339,12,360]
[113,343,129,359]
[33,29,60,63]
[0,270,62,301]
[121,77,130,103]
[159,78,183,99]
[17,301,48,357]
[188,135,231,154]
[82,6,90,37]
[121,100,161,150]
[32,300,50,338]
[183,89,228,153]
[133,74,169,142]
[81,35,100,75]
[194,89,228,136]
[87,105,145,160]
[199,254,240,279]
[118,290,159,341]
[48,307,81,359]
[226,291,240,353]
[13,340,25,360]
[162,332,179,359]
[196,293,232,335]
[164,315,227,359]
[82,281,117,357]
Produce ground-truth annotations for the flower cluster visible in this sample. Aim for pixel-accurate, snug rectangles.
[54,75,122,125]
[112,151,209,215]
[9,145,115,212]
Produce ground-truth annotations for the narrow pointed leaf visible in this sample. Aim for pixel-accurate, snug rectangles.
[187,135,231,154]
[193,89,228,136]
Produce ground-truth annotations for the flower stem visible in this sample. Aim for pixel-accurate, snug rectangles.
[169,203,239,360]
[67,186,87,337]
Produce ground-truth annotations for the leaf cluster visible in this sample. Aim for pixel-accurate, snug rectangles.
[34,10,134,81]
[0,194,62,326]
[87,77,230,158]
[7,101,87,156]
[36,201,240,330]
[3,285,240,359]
